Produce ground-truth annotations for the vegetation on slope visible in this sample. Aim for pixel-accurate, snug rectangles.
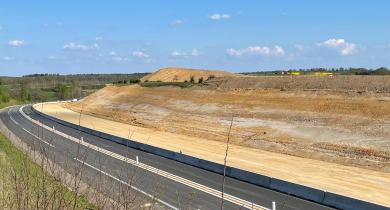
[0,132,95,209]
[0,73,147,107]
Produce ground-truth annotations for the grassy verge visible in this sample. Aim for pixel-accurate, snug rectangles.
[0,132,96,209]
[0,99,23,109]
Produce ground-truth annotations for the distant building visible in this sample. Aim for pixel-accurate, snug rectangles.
[312,72,334,76]
[289,72,301,76]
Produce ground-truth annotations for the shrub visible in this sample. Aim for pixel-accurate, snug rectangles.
[140,81,192,88]
[190,76,195,83]
[0,87,10,103]
[207,75,215,80]
[129,78,140,83]
[198,77,204,84]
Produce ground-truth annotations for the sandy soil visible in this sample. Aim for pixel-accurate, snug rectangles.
[36,102,390,206]
[65,85,390,171]
[140,67,238,82]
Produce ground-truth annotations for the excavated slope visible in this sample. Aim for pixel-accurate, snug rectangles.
[140,67,238,82]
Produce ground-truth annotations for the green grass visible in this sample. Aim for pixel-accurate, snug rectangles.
[0,99,23,109]
[0,132,96,209]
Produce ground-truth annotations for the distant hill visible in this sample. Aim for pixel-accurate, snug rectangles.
[140,67,238,82]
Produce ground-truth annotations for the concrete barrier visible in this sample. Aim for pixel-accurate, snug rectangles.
[269,178,325,203]
[323,192,389,210]
[31,105,389,210]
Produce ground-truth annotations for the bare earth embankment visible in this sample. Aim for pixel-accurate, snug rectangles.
[38,72,390,206]
[141,67,238,82]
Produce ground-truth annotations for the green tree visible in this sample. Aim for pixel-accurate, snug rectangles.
[56,84,69,100]
[20,83,32,102]
[0,87,10,103]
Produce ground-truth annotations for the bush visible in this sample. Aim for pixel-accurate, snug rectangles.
[198,77,204,84]
[129,78,140,84]
[190,76,195,83]
[140,81,192,88]
[0,87,10,103]
[207,75,215,80]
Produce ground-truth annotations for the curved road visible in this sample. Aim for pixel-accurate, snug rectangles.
[0,105,334,210]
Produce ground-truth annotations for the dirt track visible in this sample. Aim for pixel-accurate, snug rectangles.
[36,102,390,206]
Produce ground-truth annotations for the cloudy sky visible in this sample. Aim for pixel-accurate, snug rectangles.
[0,0,389,76]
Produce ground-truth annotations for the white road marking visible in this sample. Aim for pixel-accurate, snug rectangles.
[8,107,55,148]
[20,105,269,210]
[74,158,179,210]
[8,108,19,125]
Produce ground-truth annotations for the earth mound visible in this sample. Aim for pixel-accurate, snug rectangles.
[140,67,238,82]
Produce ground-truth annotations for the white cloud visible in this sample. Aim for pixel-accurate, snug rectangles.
[95,37,103,41]
[171,48,200,58]
[273,46,286,56]
[2,56,15,61]
[171,51,185,57]
[109,51,117,56]
[132,51,149,58]
[171,19,184,26]
[8,40,26,47]
[227,45,285,57]
[227,48,243,56]
[191,48,199,56]
[318,38,357,55]
[209,13,230,20]
[63,42,99,51]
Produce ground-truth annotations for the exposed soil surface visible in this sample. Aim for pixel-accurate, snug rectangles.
[37,102,390,207]
[39,74,390,206]
[65,84,390,172]
[140,67,238,82]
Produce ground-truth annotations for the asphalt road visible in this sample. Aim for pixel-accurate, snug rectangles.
[0,105,335,210]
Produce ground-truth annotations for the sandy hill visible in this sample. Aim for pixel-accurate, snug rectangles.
[141,67,238,82]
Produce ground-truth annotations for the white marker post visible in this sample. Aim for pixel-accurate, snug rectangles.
[272,201,276,210]
[136,156,139,164]
[53,126,55,132]
[80,137,83,142]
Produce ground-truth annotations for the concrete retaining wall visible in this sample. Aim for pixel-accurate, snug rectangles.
[31,105,389,210]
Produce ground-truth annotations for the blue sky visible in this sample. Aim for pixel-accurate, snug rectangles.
[0,0,390,76]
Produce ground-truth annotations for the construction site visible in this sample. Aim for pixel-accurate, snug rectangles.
[37,67,390,206]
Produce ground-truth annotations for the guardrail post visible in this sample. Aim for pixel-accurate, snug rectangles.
[272,201,276,210]
[136,156,139,164]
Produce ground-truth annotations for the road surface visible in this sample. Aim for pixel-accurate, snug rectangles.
[0,105,334,210]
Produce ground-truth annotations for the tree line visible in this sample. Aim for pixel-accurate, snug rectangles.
[0,73,147,105]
